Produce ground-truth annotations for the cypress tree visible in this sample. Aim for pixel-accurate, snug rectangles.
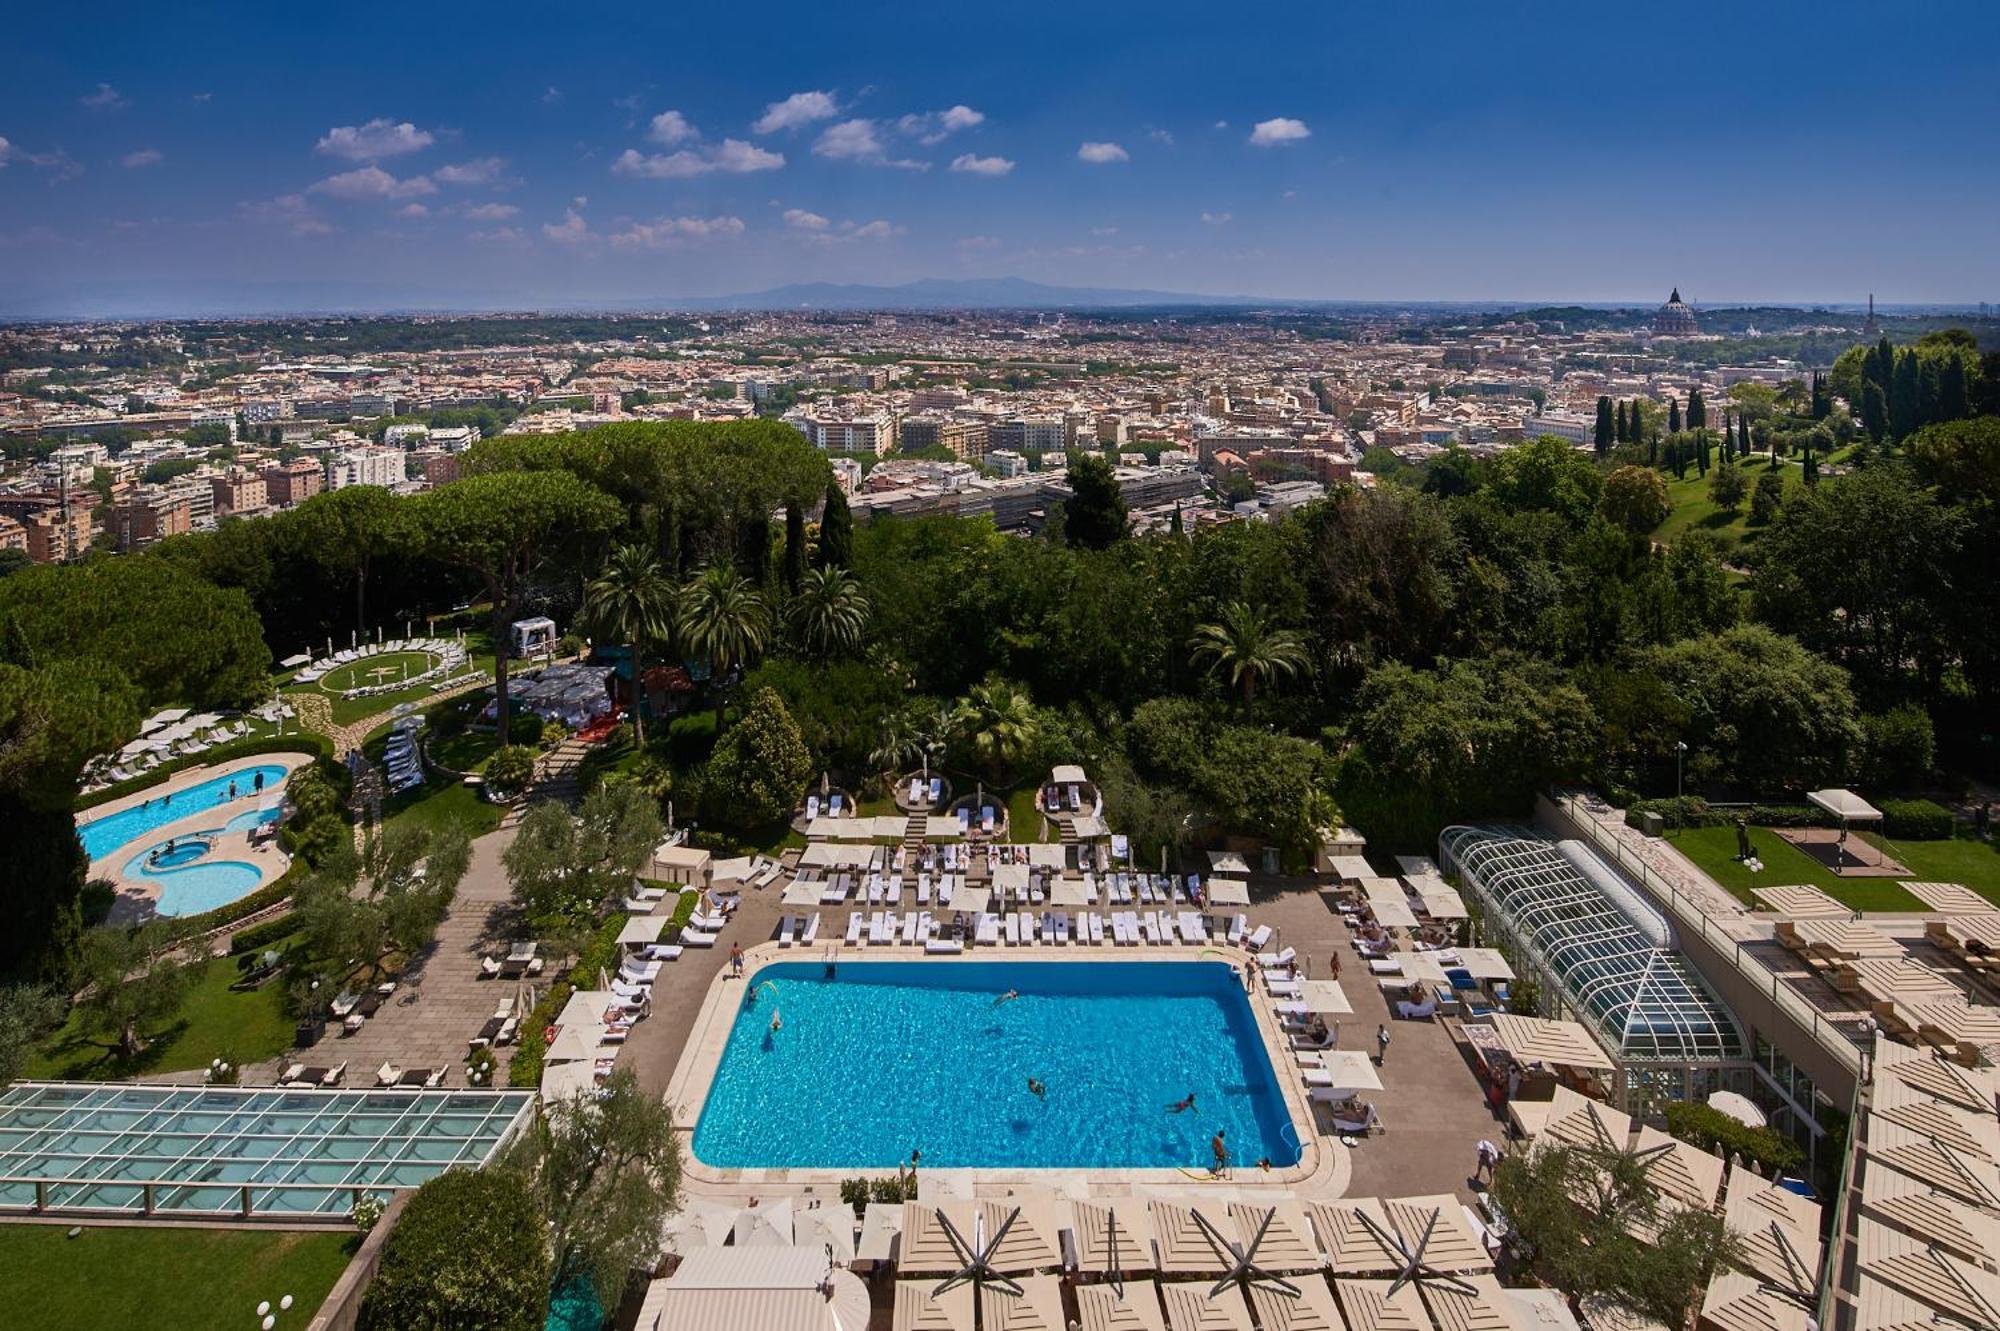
[1697,431,1710,476]
[1615,400,1629,443]
[782,502,807,593]
[1594,396,1614,453]
[815,480,853,570]
[1940,353,1970,421]
[1742,414,1754,458]
[1170,503,1184,535]
[1687,388,1707,432]
[1668,397,1682,434]
[1890,348,1922,439]
[737,508,772,586]
[1630,400,1646,445]
[1861,381,1888,441]
[1647,434,1658,466]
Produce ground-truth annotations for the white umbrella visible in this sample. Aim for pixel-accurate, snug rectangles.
[733,1196,794,1246]
[1707,1090,1768,1129]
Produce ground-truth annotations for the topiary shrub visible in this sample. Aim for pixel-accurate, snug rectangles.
[486,745,536,796]
[1880,797,1954,841]
[359,1168,550,1331]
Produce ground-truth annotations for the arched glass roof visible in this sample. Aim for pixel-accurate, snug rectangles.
[1439,826,1745,1065]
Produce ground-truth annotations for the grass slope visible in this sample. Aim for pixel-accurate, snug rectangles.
[1651,456,1802,557]
[27,950,296,1080]
[1673,824,2000,910]
[1,1224,357,1331]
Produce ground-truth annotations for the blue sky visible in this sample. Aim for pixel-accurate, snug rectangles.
[3,1,1998,312]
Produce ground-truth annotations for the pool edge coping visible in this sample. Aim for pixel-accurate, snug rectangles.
[660,941,1341,1198]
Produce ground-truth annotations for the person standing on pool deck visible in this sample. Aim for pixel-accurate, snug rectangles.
[1210,1129,1229,1173]
[730,942,743,977]
[1375,1024,1391,1065]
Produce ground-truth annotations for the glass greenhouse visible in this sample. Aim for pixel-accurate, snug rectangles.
[1440,826,1746,1092]
[0,1082,534,1218]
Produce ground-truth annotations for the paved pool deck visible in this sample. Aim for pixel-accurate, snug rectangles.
[77,751,317,926]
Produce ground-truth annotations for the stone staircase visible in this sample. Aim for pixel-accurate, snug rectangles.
[900,811,927,883]
[503,734,591,824]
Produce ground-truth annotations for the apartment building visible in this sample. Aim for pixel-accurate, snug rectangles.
[0,515,26,556]
[261,457,324,507]
[210,467,268,516]
[111,488,192,551]
[785,411,896,456]
[326,445,405,491]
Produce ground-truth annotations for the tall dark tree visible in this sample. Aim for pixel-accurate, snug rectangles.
[1687,388,1707,432]
[1614,400,1629,443]
[1594,396,1614,453]
[1939,352,1971,422]
[1169,502,1184,536]
[781,502,807,593]
[736,507,771,587]
[1062,452,1130,550]
[1667,397,1682,434]
[1696,431,1711,477]
[814,480,852,570]
[1890,348,1923,439]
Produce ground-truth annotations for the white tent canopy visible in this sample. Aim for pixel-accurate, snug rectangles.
[1809,789,1883,822]
[1206,878,1251,907]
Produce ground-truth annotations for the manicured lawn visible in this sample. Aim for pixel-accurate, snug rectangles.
[1672,823,2000,910]
[1651,457,1801,558]
[316,653,495,726]
[1,1222,358,1331]
[382,774,506,839]
[27,950,296,1080]
[1004,787,1049,842]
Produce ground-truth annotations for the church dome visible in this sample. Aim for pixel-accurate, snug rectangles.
[1654,288,1698,336]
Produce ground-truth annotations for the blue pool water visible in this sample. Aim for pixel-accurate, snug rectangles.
[119,807,282,916]
[692,961,1300,1171]
[78,764,289,861]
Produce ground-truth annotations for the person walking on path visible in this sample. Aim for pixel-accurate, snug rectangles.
[1375,1024,1391,1065]
[1473,1139,1501,1185]
[730,942,744,978]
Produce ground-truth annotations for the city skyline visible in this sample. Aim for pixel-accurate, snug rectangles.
[4,0,2000,314]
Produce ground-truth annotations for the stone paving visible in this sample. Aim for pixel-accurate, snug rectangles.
[247,825,525,1088]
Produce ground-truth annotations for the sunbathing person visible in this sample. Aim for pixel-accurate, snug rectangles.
[1168,1092,1197,1113]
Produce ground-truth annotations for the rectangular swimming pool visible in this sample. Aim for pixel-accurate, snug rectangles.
[691,960,1301,1171]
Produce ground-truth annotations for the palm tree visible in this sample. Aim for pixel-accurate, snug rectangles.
[1189,601,1310,706]
[952,679,1040,779]
[679,564,772,730]
[868,705,926,777]
[788,566,870,659]
[584,542,678,746]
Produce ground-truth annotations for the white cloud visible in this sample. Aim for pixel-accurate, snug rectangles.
[814,118,884,161]
[315,118,435,161]
[1248,116,1309,146]
[949,153,1013,176]
[754,90,840,133]
[432,157,506,185]
[1213,120,1230,130]
[792,214,906,244]
[241,193,332,235]
[471,226,527,244]
[541,87,563,105]
[396,202,429,218]
[610,214,746,249]
[783,208,829,231]
[462,202,520,222]
[957,234,1002,251]
[897,105,984,144]
[81,83,127,111]
[1200,211,1232,225]
[120,148,163,169]
[1148,128,1175,146]
[612,138,782,178]
[543,206,590,245]
[647,110,696,145]
[0,136,11,167]
[1077,141,1128,164]
[310,165,436,200]
[192,92,213,104]
[849,219,903,239]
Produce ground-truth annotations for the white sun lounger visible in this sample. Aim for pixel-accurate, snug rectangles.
[1268,978,1304,1000]
[1257,946,1297,970]
[1090,914,1107,945]
[1141,913,1161,945]
[639,944,684,962]
[1244,924,1274,952]
[901,911,919,944]
[1179,912,1208,943]
[681,928,719,947]
[800,913,820,946]
[917,873,931,904]
[805,795,820,822]
[619,959,662,985]
[926,935,962,954]
[776,915,796,947]
[845,912,864,945]
[976,913,1000,945]
[1004,913,1021,945]
[1228,914,1248,946]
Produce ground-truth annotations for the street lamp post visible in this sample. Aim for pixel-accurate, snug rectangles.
[1675,741,1689,837]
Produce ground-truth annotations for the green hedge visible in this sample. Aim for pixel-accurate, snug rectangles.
[1879,798,1954,841]
[228,911,306,955]
[1663,1100,1805,1176]
[507,914,629,1089]
[1627,795,1955,841]
[75,732,334,811]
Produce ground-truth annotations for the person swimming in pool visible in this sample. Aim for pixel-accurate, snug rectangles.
[995,989,1019,1006]
[1027,1077,1046,1100]
[1168,1093,1197,1113]
[770,1012,782,1034]
[254,771,265,792]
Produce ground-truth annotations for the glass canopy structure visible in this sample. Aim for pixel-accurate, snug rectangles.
[1440,827,1746,1091]
[0,1082,534,1219]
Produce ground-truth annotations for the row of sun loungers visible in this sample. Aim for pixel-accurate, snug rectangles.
[382,719,424,794]
[825,908,1265,950]
[278,1060,348,1088]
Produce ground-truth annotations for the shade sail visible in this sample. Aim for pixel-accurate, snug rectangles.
[1159,1280,1254,1331]
[981,1199,1064,1273]
[1382,1195,1493,1273]
[1077,1280,1169,1331]
[894,1279,976,1331]
[1307,1200,1402,1274]
[1901,880,1992,914]
[1227,1200,1324,1272]
[1071,1198,1158,1274]
[980,1273,1066,1331]
[1490,1013,1616,1073]
[1246,1277,1348,1331]
[1808,789,1882,822]
[1332,1278,1428,1331]
[899,1201,978,1274]
[1150,1199,1235,1274]
[1207,878,1251,907]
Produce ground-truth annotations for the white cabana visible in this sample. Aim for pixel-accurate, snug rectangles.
[800,843,878,869]
[711,855,757,884]
[1806,789,1889,873]
[617,915,666,946]
[1051,764,1089,787]
[1207,849,1253,876]
[651,843,712,886]
[1206,878,1251,907]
